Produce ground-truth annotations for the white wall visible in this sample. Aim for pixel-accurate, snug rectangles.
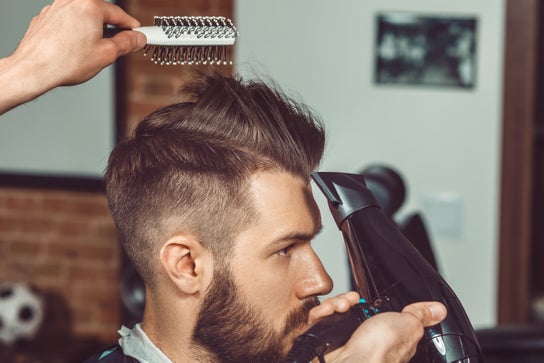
[0,1,114,178]
[235,0,505,328]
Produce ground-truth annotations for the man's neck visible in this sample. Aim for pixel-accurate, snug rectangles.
[141,322,219,363]
[141,298,210,363]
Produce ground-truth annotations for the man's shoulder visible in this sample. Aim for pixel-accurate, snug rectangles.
[83,344,140,363]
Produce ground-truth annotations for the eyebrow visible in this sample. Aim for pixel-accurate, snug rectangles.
[271,224,324,245]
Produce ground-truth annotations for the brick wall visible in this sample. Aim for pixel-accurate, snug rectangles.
[0,187,119,342]
[0,0,233,352]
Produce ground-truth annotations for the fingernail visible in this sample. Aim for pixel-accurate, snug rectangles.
[136,32,147,50]
[428,303,447,321]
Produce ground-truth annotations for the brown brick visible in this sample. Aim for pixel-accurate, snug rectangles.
[30,261,64,280]
[68,264,118,282]
[42,195,109,217]
[92,223,118,241]
[76,289,121,312]
[34,278,68,292]
[7,239,46,255]
[3,194,40,211]
[47,241,115,260]
[0,216,12,231]
[131,73,179,99]
[0,215,53,234]
[53,219,92,237]
[72,305,102,326]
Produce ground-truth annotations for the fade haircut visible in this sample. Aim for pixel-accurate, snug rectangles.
[105,71,325,286]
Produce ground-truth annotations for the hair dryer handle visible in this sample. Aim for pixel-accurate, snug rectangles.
[285,298,392,363]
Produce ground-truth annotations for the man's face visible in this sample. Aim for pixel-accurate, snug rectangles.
[192,171,333,362]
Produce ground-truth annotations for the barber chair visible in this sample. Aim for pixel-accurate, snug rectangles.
[359,164,544,363]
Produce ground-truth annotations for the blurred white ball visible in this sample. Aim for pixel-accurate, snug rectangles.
[0,282,44,345]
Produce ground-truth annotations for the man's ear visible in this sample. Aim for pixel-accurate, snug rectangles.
[159,235,211,295]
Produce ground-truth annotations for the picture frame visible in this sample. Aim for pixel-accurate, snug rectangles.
[374,13,478,89]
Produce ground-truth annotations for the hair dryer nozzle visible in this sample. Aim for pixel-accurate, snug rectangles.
[311,172,380,226]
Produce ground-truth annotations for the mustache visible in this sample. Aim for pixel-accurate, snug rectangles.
[283,297,320,335]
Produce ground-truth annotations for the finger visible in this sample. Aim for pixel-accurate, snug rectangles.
[101,2,141,29]
[335,291,359,307]
[308,292,361,324]
[322,291,360,305]
[22,5,50,40]
[106,30,147,55]
[320,292,358,312]
[308,302,335,324]
[40,4,52,16]
[29,5,51,27]
[402,301,447,327]
[49,0,74,8]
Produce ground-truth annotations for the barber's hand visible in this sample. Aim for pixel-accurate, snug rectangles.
[308,291,362,326]
[0,0,146,114]
[16,0,146,86]
[326,301,447,363]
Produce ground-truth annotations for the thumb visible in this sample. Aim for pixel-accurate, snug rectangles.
[402,301,447,327]
[109,30,147,56]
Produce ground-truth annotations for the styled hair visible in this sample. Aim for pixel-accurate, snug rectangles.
[105,71,325,285]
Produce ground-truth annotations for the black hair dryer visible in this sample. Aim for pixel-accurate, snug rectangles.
[286,172,483,362]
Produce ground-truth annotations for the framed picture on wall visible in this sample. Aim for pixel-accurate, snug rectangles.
[374,13,478,89]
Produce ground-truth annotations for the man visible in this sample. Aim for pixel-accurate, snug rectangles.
[88,71,446,362]
[0,0,146,115]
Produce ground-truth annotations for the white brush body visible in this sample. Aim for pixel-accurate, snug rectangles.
[134,25,236,46]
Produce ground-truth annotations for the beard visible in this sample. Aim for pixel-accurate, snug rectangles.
[192,264,320,362]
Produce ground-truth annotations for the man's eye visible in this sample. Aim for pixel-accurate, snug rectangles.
[278,244,295,257]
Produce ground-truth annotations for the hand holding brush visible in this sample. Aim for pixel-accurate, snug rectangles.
[0,0,238,115]
[0,0,146,114]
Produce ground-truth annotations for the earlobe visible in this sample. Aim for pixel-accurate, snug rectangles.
[159,235,209,295]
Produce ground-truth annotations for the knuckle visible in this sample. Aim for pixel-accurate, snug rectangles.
[78,0,99,14]
[100,41,120,62]
[404,312,423,328]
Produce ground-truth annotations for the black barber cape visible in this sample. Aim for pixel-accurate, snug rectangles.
[83,344,139,363]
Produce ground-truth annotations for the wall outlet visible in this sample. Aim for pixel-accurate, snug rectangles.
[420,193,464,238]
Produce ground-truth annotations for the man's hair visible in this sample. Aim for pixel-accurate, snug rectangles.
[105,71,325,286]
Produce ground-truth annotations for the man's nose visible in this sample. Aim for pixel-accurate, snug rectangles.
[295,247,333,299]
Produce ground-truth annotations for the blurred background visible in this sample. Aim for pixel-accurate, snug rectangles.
[0,0,542,362]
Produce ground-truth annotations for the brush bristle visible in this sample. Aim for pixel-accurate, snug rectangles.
[143,44,232,66]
